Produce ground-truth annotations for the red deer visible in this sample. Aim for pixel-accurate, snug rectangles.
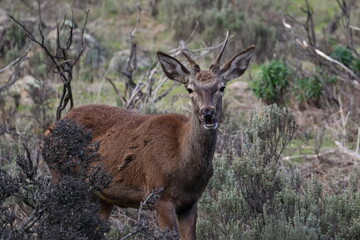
[47,33,255,240]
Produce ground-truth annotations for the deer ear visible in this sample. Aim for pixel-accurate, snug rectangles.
[157,52,190,84]
[220,45,255,82]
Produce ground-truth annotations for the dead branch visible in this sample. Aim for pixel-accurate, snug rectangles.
[0,50,29,93]
[282,150,338,161]
[350,26,360,32]
[10,0,89,120]
[0,48,30,73]
[118,188,179,240]
[300,0,316,47]
[335,141,360,161]
[120,1,142,107]
[106,77,127,105]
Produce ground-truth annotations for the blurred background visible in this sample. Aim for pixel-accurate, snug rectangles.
[1,0,360,239]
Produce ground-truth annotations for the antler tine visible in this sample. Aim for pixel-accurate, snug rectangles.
[180,49,200,72]
[214,31,230,65]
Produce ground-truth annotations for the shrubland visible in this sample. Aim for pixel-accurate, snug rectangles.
[1,0,360,239]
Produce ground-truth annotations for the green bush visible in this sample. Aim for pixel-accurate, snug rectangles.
[251,61,291,104]
[293,76,323,104]
[330,46,354,68]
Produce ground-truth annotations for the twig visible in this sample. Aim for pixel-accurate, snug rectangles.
[154,83,179,103]
[0,48,30,73]
[119,188,163,240]
[184,21,199,45]
[300,0,316,47]
[356,127,360,155]
[120,1,142,107]
[338,95,350,145]
[168,36,232,54]
[0,55,28,93]
[106,77,127,105]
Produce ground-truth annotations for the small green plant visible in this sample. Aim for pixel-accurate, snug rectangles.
[330,46,354,68]
[293,76,323,104]
[352,59,360,75]
[251,60,292,104]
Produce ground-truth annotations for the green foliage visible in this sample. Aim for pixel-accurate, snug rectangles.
[293,76,323,104]
[251,61,291,104]
[330,46,354,67]
[352,59,360,75]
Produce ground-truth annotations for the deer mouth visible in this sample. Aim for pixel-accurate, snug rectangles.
[202,116,218,130]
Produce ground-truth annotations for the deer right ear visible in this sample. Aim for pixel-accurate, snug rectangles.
[220,45,255,82]
[157,52,190,84]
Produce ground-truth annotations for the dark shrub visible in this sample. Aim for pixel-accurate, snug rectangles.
[0,119,111,239]
[330,46,354,68]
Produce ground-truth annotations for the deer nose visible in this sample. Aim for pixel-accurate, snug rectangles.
[200,107,216,118]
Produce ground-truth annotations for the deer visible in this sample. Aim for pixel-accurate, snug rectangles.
[46,33,255,240]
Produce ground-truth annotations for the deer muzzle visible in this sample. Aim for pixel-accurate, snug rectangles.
[201,108,218,130]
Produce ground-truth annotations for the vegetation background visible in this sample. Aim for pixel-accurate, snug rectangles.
[1,0,360,239]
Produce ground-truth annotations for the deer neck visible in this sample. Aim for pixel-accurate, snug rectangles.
[181,114,218,171]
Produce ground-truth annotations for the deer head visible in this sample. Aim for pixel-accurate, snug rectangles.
[157,33,255,130]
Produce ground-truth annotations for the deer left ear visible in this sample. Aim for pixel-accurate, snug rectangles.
[157,51,190,84]
[220,45,255,82]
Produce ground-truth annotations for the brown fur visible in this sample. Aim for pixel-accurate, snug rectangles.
[195,71,216,82]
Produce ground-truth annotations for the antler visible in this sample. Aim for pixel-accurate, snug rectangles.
[213,31,230,66]
[180,49,200,72]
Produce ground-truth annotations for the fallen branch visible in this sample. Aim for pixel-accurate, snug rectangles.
[282,146,360,162]
[282,149,337,161]
[335,141,360,161]
[350,25,360,32]
[0,48,30,73]
[0,54,29,93]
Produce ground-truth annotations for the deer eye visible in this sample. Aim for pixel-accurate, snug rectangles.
[219,86,226,92]
[186,88,193,94]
